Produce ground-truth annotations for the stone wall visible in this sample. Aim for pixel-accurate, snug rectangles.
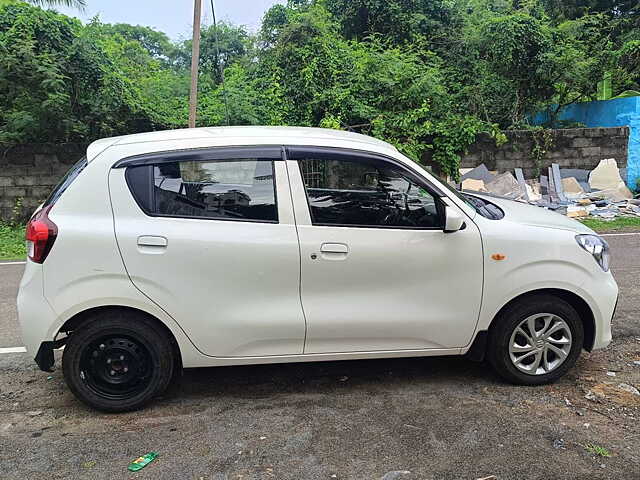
[458,127,629,180]
[0,127,631,221]
[0,143,88,221]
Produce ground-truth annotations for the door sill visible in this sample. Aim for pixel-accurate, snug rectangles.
[185,347,464,368]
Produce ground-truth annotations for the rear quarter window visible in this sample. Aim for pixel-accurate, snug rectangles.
[43,156,88,207]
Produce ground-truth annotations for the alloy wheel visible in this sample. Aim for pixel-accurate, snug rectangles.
[508,313,573,375]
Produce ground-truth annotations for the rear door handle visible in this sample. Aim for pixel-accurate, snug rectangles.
[319,243,349,260]
[137,235,168,253]
[320,243,349,254]
[138,235,168,247]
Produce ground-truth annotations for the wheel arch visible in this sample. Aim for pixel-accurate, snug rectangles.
[488,288,596,351]
[57,305,183,369]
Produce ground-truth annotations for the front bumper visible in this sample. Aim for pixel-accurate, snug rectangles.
[587,272,617,351]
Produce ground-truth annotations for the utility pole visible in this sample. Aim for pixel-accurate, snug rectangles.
[188,0,202,128]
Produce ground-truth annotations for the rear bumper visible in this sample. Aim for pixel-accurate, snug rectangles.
[17,261,59,369]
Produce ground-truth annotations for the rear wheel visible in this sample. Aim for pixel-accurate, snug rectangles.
[487,295,584,385]
[62,311,175,412]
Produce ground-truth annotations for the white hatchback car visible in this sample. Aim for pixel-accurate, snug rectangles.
[18,127,618,411]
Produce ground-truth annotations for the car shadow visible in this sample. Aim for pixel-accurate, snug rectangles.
[162,355,499,404]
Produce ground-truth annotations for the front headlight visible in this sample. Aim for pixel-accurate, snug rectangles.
[575,234,610,272]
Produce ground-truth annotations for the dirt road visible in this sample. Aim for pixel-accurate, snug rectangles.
[0,233,638,479]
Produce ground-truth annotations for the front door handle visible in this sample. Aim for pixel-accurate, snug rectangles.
[319,243,349,260]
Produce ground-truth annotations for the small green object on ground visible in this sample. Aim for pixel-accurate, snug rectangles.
[584,443,612,457]
[127,452,158,472]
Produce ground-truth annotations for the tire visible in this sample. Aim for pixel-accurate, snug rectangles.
[487,294,584,385]
[62,310,175,412]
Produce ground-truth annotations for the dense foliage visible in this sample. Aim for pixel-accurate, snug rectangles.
[1,0,639,176]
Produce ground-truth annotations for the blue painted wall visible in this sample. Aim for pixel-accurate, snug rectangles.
[533,96,640,190]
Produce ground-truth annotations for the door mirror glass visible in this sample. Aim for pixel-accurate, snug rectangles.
[444,206,465,232]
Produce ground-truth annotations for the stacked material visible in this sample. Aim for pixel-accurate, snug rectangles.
[459,159,639,220]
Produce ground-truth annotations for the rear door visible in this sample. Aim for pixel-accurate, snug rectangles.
[286,146,484,354]
[109,146,305,357]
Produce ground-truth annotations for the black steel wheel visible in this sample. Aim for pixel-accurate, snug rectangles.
[63,310,176,412]
[80,335,153,400]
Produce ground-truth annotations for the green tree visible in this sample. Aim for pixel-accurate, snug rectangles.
[256,2,485,177]
[0,0,86,10]
[325,0,460,44]
[177,22,251,84]
[97,23,176,62]
[0,3,153,142]
[1,0,638,177]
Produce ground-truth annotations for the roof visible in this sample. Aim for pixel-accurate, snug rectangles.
[86,126,398,162]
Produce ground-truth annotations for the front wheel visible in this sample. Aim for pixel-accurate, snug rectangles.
[62,311,175,412]
[487,295,584,385]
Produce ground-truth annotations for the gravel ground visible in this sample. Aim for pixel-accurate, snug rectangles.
[0,233,638,479]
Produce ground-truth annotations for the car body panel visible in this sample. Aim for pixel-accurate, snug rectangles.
[16,127,617,373]
[284,157,484,353]
[471,194,594,233]
[108,159,306,357]
[471,208,615,350]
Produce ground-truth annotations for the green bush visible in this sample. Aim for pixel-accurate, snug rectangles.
[0,223,26,260]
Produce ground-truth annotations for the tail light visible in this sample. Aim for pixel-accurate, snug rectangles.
[25,205,58,263]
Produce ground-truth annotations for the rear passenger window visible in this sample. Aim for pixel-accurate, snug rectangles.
[149,159,277,222]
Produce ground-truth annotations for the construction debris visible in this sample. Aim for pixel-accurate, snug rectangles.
[561,177,584,196]
[551,164,567,202]
[459,159,638,220]
[567,205,589,218]
[560,168,591,192]
[461,163,496,184]
[485,172,525,199]
[514,168,529,201]
[589,158,625,190]
[462,178,487,192]
[525,182,541,202]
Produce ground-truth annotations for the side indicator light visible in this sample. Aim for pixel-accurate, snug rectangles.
[491,253,506,261]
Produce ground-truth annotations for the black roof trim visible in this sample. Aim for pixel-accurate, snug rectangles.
[112,145,284,168]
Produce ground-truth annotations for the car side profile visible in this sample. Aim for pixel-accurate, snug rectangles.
[17,127,618,412]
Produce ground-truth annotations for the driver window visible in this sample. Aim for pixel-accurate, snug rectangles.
[298,156,443,229]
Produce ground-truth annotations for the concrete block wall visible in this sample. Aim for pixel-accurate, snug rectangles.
[0,127,630,221]
[459,127,629,180]
[533,96,640,188]
[0,143,88,221]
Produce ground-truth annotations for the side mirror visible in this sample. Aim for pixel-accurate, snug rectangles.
[444,206,465,233]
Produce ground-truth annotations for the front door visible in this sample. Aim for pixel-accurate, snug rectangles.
[110,146,305,357]
[286,147,483,354]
